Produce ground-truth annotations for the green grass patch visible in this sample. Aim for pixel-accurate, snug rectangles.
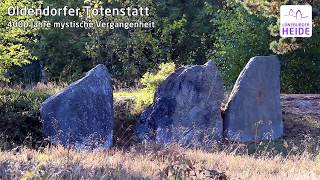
[114,89,154,113]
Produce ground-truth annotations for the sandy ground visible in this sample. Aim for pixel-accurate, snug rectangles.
[282,94,320,119]
[281,94,320,141]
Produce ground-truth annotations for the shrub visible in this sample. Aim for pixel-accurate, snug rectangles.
[0,87,52,149]
[115,62,176,112]
[140,62,176,91]
[114,89,153,113]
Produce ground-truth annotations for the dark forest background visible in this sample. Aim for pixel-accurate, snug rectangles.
[1,0,319,93]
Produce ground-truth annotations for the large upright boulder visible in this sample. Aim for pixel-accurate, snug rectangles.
[136,61,224,146]
[41,64,113,148]
[224,56,283,142]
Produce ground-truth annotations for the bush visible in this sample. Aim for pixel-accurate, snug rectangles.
[281,54,320,94]
[140,62,176,91]
[115,62,176,112]
[0,87,52,149]
[114,89,153,113]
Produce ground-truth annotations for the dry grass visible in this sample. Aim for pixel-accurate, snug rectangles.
[0,86,319,179]
[29,82,65,95]
[0,82,65,94]
[0,144,319,180]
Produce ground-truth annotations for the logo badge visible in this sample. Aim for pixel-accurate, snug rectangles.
[280,5,312,37]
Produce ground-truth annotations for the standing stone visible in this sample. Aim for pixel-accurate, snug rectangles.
[41,64,113,148]
[136,61,224,147]
[224,56,283,142]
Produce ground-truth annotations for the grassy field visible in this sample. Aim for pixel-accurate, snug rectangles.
[0,85,319,179]
[0,143,319,179]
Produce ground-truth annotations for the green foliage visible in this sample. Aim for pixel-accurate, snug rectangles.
[0,0,39,81]
[156,0,221,65]
[31,0,223,85]
[113,61,175,146]
[1,0,319,93]
[115,62,176,113]
[212,0,319,93]
[212,0,272,88]
[140,62,176,91]
[36,0,160,84]
[244,0,320,93]
[281,44,320,93]
[35,0,92,82]
[0,87,51,149]
[114,89,153,113]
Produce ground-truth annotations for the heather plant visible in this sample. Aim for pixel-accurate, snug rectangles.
[0,83,62,149]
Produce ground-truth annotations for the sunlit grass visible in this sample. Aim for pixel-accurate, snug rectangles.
[1,84,320,179]
[114,89,154,113]
[0,144,319,179]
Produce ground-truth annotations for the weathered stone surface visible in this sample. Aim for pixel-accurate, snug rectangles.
[41,64,113,148]
[136,61,224,146]
[224,56,283,142]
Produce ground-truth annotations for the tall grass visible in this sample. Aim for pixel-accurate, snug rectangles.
[0,83,319,179]
[0,144,319,179]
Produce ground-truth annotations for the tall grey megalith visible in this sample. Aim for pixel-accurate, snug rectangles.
[224,56,283,142]
[41,64,113,148]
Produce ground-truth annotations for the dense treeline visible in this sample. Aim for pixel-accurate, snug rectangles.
[0,0,319,93]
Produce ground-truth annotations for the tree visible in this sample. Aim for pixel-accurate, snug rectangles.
[211,0,273,89]
[211,0,319,93]
[38,0,159,85]
[244,0,320,93]
[36,0,92,82]
[156,0,222,65]
[0,0,39,81]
